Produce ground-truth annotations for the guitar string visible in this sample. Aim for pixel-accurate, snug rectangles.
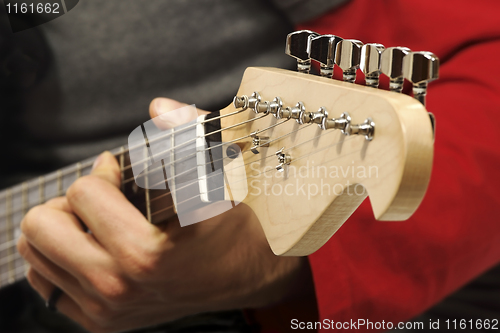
[0,120,313,223]
[0,116,295,221]
[0,108,268,216]
[0,126,352,242]
[0,136,360,271]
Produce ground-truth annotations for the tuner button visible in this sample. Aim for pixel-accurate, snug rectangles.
[403,51,439,106]
[285,30,320,73]
[360,43,385,88]
[335,39,364,83]
[380,46,411,93]
[310,35,343,77]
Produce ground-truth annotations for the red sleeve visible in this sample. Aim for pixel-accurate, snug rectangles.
[298,0,500,329]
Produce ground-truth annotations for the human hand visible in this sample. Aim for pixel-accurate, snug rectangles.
[17,97,312,333]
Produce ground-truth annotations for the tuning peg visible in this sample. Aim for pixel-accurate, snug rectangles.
[309,35,343,78]
[335,39,363,83]
[403,51,440,106]
[285,30,320,74]
[380,46,411,93]
[360,43,385,88]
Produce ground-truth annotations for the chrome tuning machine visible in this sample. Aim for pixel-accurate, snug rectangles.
[335,39,363,83]
[275,147,291,172]
[250,131,270,155]
[381,46,411,93]
[309,34,343,78]
[361,43,385,88]
[285,30,320,74]
[403,51,439,106]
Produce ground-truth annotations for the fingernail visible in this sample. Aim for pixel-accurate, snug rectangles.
[92,153,104,170]
[154,99,198,128]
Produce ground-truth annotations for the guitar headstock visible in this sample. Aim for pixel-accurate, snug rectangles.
[218,31,438,256]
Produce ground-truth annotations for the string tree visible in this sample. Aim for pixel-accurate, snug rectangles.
[335,39,364,83]
[285,30,320,74]
[403,51,440,106]
[309,34,343,78]
[275,147,291,172]
[360,43,385,88]
[381,46,411,93]
[250,130,270,154]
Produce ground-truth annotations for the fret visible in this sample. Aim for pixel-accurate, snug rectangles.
[5,190,15,284]
[144,147,152,223]
[21,182,28,216]
[57,170,63,196]
[170,127,177,209]
[119,146,125,193]
[76,162,82,178]
[38,176,45,204]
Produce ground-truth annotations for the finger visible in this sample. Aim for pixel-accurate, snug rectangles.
[19,236,91,304]
[149,97,208,129]
[90,151,121,189]
[19,207,112,283]
[45,197,73,214]
[26,268,96,332]
[66,173,159,252]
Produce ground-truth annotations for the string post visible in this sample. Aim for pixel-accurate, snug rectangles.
[322,112,351,134]
[310,107,328,127]
[348,118,375,141]
[248,92,261,110]
[233,95,249,110]
[269,97,283,118]
[288,101,311,124]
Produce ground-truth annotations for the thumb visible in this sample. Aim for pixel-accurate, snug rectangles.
[91,151,121,188]
[149,97,209,129]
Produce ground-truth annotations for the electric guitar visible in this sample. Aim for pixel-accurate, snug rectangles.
[0,32,438,325]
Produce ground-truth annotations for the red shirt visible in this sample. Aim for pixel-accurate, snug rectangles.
[253,1,500,331]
